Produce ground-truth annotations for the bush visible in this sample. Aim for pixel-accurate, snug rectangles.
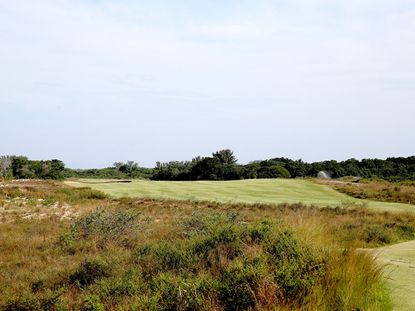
[266,230,324,299]
[2,290,64,311]
[95,270,144,301]
[135,242,193,279]
[73,209,137,237]
[397,224,415,238]
[3,295,40,311]
[58,208,140,251]
[364,226,392,244]
[217,262,265,310]
[31,280,45,293]
[56,188,107,202]
[148,273,206,311]
[70,260,111,288]
[244,221,273,243]
[81,295,104,311]
[9,210,391,310]
[192,224,243,270]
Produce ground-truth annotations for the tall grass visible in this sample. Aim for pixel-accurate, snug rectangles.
[328,179,415,205]
[0,181,410,310]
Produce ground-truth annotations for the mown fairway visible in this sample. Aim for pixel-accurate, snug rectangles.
[374,240,415,310]
[66,179,415,212]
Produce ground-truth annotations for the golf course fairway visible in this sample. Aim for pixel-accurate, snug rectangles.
[66,178,415,212]
[374,240,415,310]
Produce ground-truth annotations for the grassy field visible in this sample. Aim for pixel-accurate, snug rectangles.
[66,179,415,213]
[2,180,406,310]
[2,179,415,310]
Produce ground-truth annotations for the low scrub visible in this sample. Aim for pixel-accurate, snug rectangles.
[330,179,415,204]
[1,183,406,310]
[69,260,112,288]
[127,215,384,310]
[58,208,142,252]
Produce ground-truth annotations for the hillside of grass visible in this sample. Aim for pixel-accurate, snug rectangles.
[66,179,415,213]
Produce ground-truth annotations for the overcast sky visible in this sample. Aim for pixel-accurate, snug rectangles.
[1,0,414,168]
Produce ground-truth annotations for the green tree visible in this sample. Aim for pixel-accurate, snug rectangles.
[12,156,35,179]
[212,149,237,165]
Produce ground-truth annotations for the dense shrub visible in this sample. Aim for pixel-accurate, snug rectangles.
[94,271,144,301]
[148,273,207,311]
[128,215,332,310]
[266,230,325,300]
[70,260,111,287]
[364,226,392,245]
[135,242,193,279]
[73,209,137,238]
[192,224,244,268]
[56,188,107,202]
[2,201,398,310]
[3,295,39,311]
[244,220,273,243]
[59,208,139,250]
[81,295,104,311]
[218,262,266,310]
[2,291,64,311]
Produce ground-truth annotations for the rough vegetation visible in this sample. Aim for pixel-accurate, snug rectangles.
[324,179,415,205]
[3,180,415,309]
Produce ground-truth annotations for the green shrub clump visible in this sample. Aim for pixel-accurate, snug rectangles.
[7,210,389,310]
[70,260,111,288]
[131,214,328,310]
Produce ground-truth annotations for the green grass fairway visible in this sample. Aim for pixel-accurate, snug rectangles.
[65,179,415,212]
[373,240,415,310]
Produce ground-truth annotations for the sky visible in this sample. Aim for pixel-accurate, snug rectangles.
[1,0,414,168]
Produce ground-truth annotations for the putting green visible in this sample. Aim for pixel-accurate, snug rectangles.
[373,240,415,310]
[65,179,415,212]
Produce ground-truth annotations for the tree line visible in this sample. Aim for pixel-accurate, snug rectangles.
[0,156,65,179]
[150,150,415,181]
[1,151,414,181]
[63,161,153,179]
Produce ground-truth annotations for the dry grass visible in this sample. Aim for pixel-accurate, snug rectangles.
[320,179,415,205]
[0,180,108,223]
[1,180,410,310]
